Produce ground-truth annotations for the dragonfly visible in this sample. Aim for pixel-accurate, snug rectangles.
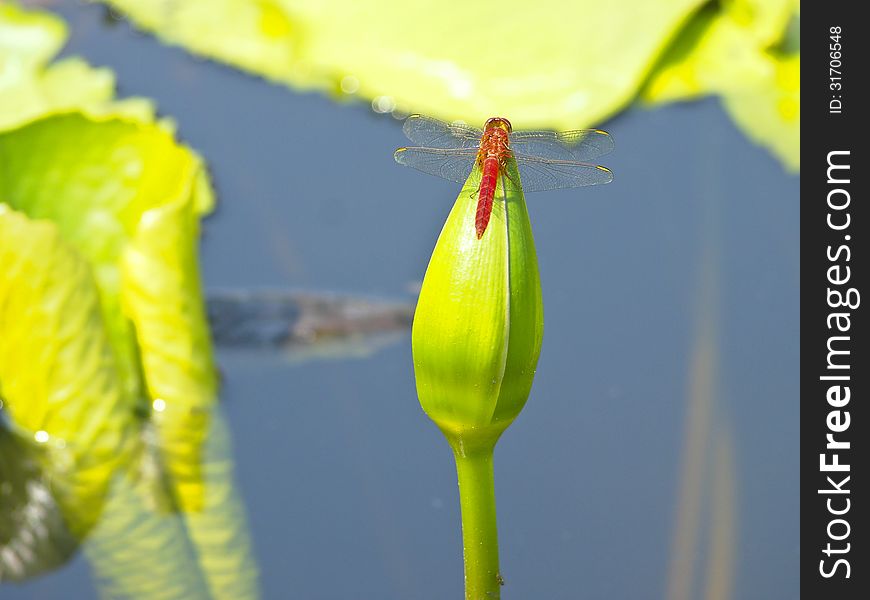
[394,114,614,238]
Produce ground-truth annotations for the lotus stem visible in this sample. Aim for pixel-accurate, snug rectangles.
[452,440,501,600]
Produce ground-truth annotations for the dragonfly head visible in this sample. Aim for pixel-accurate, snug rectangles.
[484,117,512,134]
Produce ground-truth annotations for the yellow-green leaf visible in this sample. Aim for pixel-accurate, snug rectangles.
[722,52,799,171]
[1,6,253,588]
[101,0,705,128]
[0,1,65,71]
[643,0,799,102]
[0,112,217,510]
[642,0,799,169]
[0,3,123,131]
[726,0,797,47]
[0,205,137,539]
[641,3,776,103]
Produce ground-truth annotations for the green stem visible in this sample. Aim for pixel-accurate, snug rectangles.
[453,444,501,600]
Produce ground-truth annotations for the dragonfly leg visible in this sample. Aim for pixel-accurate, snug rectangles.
[500,158,521,190]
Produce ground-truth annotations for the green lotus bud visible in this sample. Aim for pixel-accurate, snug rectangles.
[412,156,543,453]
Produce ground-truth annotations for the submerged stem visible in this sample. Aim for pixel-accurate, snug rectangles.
[453,444,501,600]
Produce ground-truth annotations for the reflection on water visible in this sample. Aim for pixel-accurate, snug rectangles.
[206,289,413,350]
[704,429,736,600]
[666,237,737,600]
[84,412,258,599]
[1,393,259,598]
[0,427,78,581]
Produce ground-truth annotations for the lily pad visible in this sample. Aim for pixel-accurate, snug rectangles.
[0,3,117,130]
[1,6,257,590]
[642,0,797,100]
[0,111,218,510]
[723,51,799,171]
[101,0,705,128]
[641,0,799,169]
[0,205,136,541]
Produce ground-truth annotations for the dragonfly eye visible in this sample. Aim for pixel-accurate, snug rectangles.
[484,117,512,134]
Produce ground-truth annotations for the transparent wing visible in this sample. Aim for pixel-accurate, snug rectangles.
[509,129,614,162]
[514,154,613,192]
[394,147,478,184]
[402,114,483,150]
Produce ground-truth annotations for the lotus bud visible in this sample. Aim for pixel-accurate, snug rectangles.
[412,156,543,454]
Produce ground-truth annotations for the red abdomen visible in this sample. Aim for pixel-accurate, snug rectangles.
[476,156,500,238]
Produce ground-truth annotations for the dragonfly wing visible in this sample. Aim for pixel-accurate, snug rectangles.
[509,129,614,162]
[394,147,478,184]
[402,114,483,150]
[513,154,613,192]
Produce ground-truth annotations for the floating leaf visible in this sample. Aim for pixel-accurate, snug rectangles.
[642,0,799,169]
[642,0,798,101]
[1,6,258,591]
[0,3,119,130]
[0,205,137,542]
[641,3,775,102]
[100,0,705,128]
[0,111,217,511]
[726,0,796,47]
[722,52,799,171]
[100,0,800,169]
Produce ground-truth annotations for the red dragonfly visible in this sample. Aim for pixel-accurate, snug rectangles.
[394,115,613,238]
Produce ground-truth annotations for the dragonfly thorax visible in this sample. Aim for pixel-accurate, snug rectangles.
[479,121,512,163]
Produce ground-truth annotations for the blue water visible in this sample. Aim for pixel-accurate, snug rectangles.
[3,2,799,598]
